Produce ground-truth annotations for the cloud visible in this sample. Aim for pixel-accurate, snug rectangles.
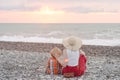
[0,5,39,11]
[0,0,40,11]
[0,0,120,13]
[63,6,118,13]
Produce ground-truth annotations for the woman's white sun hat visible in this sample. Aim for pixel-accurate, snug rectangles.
[63,36,82,50]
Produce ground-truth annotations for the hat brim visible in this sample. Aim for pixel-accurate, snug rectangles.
[63,36,82,50]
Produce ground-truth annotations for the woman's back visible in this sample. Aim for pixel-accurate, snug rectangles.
[66,49,80,66]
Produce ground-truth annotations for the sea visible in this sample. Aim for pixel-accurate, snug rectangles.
[0,23,120,46]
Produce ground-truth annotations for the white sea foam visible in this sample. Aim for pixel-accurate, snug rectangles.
[0,36,62,43]
[0,35,120,46]
[82,39,120,46]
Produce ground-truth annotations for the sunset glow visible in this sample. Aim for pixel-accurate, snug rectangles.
[39,7,64,15]
[0,0,120,23]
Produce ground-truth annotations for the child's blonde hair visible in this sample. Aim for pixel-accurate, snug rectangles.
[50,47,62,59]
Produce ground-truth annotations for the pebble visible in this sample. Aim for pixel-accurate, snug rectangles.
[0,43,120,80]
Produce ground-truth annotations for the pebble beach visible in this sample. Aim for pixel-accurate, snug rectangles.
[0,41,120,80]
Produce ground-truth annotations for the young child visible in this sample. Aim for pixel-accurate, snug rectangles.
[45,47,62,75]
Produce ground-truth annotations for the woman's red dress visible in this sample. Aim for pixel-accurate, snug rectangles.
[62,54,87,77]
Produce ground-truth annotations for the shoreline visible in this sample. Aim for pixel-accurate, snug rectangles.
[0,41,120,57]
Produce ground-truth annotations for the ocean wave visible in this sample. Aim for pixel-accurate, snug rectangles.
[47,31,65,36]
[94,29,120,39]
[83,39,120,46]
[0,35,120,46]
[0,35,62,43]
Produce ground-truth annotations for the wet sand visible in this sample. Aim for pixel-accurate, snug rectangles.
[0,41,120,80]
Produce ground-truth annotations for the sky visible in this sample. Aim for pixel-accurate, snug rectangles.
[0,0,120,23]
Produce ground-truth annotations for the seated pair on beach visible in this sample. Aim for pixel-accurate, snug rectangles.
[45,36,87,78]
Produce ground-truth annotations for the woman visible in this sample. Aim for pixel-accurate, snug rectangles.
[57,36,87,77]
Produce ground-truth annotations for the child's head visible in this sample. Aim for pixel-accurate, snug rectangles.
[50,47,62,59]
